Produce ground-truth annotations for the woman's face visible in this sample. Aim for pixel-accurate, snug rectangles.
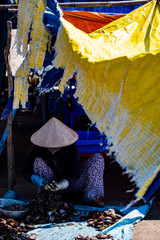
[48,147,61,154]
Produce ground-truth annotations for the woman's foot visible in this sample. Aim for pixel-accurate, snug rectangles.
[87,198,105,208]
[83,197,105,208]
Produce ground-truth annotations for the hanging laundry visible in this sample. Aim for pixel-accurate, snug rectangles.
[13,0,160,202]
[52,0,160,201]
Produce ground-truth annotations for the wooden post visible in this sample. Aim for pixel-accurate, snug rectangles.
[4,21,15,189]
[41,93,47,125]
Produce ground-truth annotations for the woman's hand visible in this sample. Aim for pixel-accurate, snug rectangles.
[45,179,69,191]
[31,174,49,187]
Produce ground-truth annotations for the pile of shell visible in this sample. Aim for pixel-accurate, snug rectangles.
[0,217,35,240]
[0,204,28,211]
[87,209,123,231]
[74,233,113,239]
[73,209,122,240]
[1,203,28,211]
[25,191,77,224]
[0,192,79,239]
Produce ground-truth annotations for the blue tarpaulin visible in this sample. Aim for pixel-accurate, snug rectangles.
[143,171,160,202]
[26,202,152,240]
[3,190,152,240]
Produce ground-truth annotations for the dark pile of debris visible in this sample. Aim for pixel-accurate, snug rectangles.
[0,217,35,240]
[25,191,77,224]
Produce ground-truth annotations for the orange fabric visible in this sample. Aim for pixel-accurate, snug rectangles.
[63,11,125,33]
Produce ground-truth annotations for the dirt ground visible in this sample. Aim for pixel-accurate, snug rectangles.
[0,109,160,240]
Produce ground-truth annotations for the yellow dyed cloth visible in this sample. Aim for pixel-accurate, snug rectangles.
[13,0,51,108]
[53,0,160,200]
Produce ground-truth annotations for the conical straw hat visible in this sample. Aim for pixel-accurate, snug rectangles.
[31,117,78,147]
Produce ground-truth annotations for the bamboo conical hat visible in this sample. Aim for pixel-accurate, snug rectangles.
[31,117,78,147]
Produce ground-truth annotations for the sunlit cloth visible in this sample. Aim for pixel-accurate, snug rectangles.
[52,0,160,201]
[39,10,124,91]
[14,0,160,202]
[13,0,55,108]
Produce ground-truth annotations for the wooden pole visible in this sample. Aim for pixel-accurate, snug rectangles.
[41,93,47,125]
[4,21,15,189]
[0,0,152,10]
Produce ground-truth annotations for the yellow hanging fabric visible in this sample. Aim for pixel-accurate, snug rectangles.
[14,0,51,108]
[53,0,160,200]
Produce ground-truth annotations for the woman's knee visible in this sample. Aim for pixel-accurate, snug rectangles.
[95,153,105,168]
[88,153,104,167]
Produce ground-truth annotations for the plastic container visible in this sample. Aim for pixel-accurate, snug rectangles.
[0,198,30,219]
[76,130,108,154]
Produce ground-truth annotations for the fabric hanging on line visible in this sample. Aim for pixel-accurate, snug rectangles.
[13,0,160,202]
[51,0,160,201]
[3,1,124,109]
[13,0,54,108]
[39,10,125,91]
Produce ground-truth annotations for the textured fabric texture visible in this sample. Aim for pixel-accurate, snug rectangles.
[52,0,160,200]
[39,10,124,91]
[15,0,160,201]
[13,0,56,108]
[33,153,105,199]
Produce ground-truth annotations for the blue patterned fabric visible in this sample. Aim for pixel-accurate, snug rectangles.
[38,0,63,91]
[7,0,19,3]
